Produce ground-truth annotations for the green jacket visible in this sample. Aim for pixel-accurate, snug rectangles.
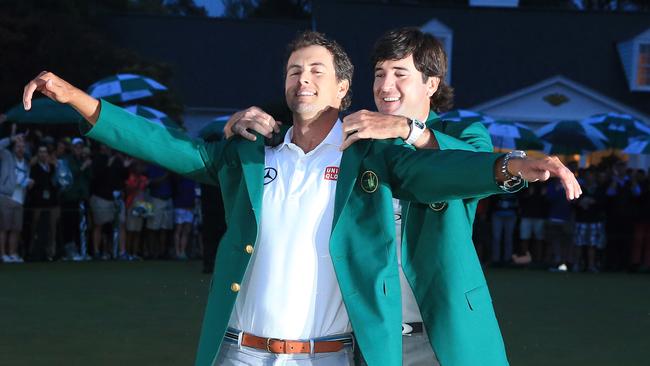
[401,112,509,365]
[85,101,512,366]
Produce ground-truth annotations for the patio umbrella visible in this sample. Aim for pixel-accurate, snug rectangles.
[441,109,495,124]
[5,98,83,124]
[88,74,167,103]
[198,115,231,140]
[484,120,544,151]
[536,120,608,155]
[623,137,650,155]
[123,105,182,130]
[582,112,650,149]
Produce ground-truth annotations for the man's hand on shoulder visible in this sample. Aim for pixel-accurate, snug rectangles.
[341,110,410,150]
[224,106,281,141]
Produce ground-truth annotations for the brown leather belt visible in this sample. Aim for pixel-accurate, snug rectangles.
[224,330,352,354]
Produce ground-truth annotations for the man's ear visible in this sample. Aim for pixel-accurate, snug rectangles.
[337,79,350,99]
[427,76,441,97]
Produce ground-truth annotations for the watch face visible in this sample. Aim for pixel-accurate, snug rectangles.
[511,150,527,158]
[414,119,425,129]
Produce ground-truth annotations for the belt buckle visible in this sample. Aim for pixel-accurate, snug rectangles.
[266,337,283,353]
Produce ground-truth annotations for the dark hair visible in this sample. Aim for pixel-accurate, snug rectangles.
[371,27,454,113]
[285,31,354,110]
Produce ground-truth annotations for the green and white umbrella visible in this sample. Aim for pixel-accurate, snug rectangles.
[485,120,544,151]
[5,98,83,124]
[441,109,495,124]
[582,112,650,149]
[124,105,182,130]
[536,120,608,155]
[623,137,650,155]
[88,74,167,103]
[198,115,231,140]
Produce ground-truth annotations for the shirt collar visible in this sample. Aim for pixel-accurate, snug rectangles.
[278,118,343,152]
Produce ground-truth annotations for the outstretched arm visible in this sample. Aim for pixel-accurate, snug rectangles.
[386,144,581,202]
[24,71,101,125]
[23,72,223,185]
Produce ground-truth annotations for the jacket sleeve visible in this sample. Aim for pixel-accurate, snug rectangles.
[431,121,495,204]
[82,100,224,185]
[432,121,493,153]
[382,141,513,204]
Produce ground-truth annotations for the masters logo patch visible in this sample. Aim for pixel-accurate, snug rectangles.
[360,170,379,193]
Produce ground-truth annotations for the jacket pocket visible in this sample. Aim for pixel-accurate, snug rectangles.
[464,285,492,311]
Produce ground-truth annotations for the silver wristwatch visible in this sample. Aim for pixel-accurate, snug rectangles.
[405,117,426,145]
[498,150,527,191]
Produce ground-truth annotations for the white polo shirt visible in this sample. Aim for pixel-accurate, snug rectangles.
[229,120,351,340]
[393,198,424,324]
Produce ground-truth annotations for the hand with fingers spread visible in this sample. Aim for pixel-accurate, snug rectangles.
[341,110,410,150]
[223,107,282,141]
[23,71,101,124]
[505,155,582,200]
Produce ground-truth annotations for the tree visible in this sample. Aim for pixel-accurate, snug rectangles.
[222,0,311,19]
[0,0,183,119]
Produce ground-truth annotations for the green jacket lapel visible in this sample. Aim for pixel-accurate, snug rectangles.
[237,136,265,222]
[331,140,371,233]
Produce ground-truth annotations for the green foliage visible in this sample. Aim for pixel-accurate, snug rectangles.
[0,0,187,120]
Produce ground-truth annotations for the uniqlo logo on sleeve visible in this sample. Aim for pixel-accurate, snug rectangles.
[324,166,339,181]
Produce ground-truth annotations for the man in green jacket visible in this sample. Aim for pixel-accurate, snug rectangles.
[227,28,514,365]
[23,31,579,366]
[343,28,510,366]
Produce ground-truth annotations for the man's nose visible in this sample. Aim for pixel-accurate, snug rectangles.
[379,76,395,92]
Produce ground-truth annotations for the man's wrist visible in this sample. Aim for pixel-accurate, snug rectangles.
[400,116,411,140]
[506,157,525,178]
[405,117,426,144]
[495,151,527,191]
[70,87,101,125]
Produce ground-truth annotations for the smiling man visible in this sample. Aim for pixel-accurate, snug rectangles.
[23,31,579,366]
[345,27,509,366]
[226,27,547,366]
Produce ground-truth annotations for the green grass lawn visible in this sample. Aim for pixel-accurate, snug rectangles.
[1,262,648,365]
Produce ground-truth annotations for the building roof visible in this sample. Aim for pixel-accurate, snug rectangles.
[314,1,650,115]
[98,3,650,118]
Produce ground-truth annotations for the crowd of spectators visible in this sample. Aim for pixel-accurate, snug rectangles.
[0,127,201,264]
[2,126,650,275]
[475,161,650,273]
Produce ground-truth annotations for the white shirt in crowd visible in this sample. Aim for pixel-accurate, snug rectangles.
[229,120,351,340]
[393,198,424,324]
[12,159,28,205]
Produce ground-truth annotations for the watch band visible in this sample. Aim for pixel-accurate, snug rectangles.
[405,117,426,145]
[498,150,527,191]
